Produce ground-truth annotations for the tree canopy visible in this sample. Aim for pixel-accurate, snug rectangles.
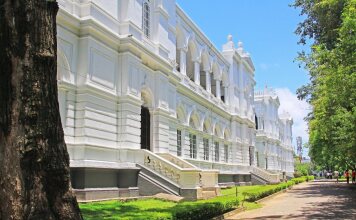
[292,0,356,170]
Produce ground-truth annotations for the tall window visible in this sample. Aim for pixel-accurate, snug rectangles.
[203,138,209,160]
[142,1,150,38]
[189,133,197,159]
[177,130,182,156]
[224,144,229,163]
[255,115,258,130]
[214,141,219,162]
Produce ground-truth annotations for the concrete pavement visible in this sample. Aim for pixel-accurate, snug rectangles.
[227,180,356,220]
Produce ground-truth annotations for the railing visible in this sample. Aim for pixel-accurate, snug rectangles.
[180,75,228,112]
[157,153,196,169]
[254,88,277,97]
[186,159,251,175]
[252,166,280,183]
[157,153,219,188]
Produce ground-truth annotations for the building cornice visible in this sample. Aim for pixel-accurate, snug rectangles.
[176,5,230,68]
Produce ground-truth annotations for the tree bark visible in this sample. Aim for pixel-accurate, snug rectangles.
[0,1,82,219]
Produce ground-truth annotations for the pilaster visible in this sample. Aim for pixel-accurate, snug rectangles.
[117,95,142,149]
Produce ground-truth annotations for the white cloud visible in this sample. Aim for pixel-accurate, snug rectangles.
[275,88,311,155]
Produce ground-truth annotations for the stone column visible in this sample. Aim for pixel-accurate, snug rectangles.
[179,48,187,75]
[216,80,221,99]
[238,62,245,115]
[205,71,211,93]
[117,96,142,149]
[194,61,200,85]
[151,109,170,153]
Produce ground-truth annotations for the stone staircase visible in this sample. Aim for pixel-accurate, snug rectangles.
[251,173,269,185]
[137,164,181,196]
[118,149,220,200]
[251,166,280,184]
[157,153,221,199]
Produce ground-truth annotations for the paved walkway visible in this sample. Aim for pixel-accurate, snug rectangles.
[227,180,356,220]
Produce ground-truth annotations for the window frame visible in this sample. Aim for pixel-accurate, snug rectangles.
[142,0,151,38]
[203,138,209,161]
[189,133,197,159]
[224,144,229,163]
[214,141,219,162]
[177,129,182,156]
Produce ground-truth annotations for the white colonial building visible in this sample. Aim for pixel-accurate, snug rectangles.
[56,0,294,201]
[254,88,295,177]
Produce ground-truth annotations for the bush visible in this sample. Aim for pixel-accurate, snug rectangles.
[307,175,315,181]
[295,162,313,176]
[291,175,314,184]
[173,200,238,220]
[242,176,313,203]
[242,185,286,202]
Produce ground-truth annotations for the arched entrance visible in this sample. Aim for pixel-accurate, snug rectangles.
[140,106,150,150]
[140,89,153,151]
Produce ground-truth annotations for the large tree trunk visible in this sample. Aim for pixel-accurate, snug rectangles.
[0,1,82,219]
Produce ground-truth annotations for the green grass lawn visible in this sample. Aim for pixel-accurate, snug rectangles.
[79,185,278,220]
[80,199,176,220]
[80,177,313,220]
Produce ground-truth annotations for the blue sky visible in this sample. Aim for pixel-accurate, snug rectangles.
[177,0,311,156]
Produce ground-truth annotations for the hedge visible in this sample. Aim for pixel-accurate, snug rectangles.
[172,175,314,219]
[242,176,313,202]
[172,200,238,220]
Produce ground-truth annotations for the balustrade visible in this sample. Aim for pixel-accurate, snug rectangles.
[118,148,201,188]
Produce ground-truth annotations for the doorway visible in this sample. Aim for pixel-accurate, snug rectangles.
[140,106,150,150]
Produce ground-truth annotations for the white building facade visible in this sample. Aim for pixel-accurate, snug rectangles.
[254,88,294,177]
[56,0,293,200]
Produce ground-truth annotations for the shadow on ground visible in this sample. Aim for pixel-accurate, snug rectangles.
[230,181,356,220]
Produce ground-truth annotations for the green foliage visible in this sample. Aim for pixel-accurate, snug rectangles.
[243,176,313,202]
[243,181,292,202]
[79,199,176,220]
[293,0,356,170]
[295,162,313,176]
[79,192,240,220]
[172,200,237,220]
[79,179,313,220]
[292,0,346,48]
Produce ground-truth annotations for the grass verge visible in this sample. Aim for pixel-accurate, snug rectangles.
[79,176,314,220]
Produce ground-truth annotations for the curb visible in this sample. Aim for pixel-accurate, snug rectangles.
[211,207,246,220]
[213,182,309,219]
[255,182,310,204]
[254,188,288,203]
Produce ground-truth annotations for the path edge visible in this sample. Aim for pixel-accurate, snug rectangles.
[212,182,310,220]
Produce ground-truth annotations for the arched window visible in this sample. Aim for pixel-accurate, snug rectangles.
[142,1,150,38]
[255,115,258,130]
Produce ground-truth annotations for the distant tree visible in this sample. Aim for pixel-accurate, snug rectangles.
[292,0,356,170]
[0,0,82,219]
[295,162,313,177]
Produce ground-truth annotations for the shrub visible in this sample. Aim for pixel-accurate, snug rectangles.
[242,177,310,203]
[306,175,315,181]
[295,162,313,176]
[172,199,238,220]
[291,176,306,184]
